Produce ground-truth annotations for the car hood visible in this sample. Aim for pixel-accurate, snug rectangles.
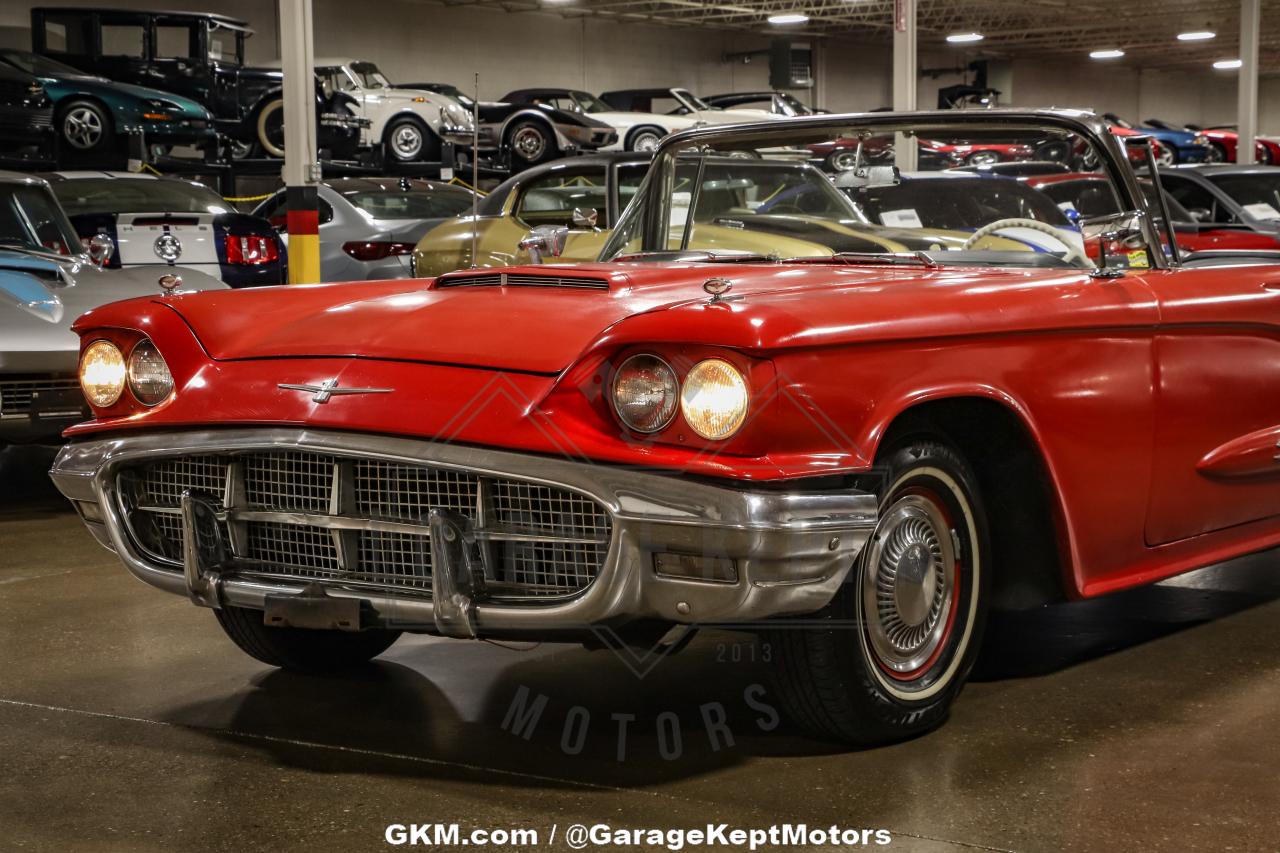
[1,250,225,370]
[43,75,211,118]
[154,260,1100,375]
[1145,127,1197,146]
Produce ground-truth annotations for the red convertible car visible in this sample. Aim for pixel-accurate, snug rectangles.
[51,110,1280,746]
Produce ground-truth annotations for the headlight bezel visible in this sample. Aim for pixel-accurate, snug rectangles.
[679,357,751,441]
[126,337,174,407]
[607,349,756,444]
[611,353,680,434]
[79,339,127,408]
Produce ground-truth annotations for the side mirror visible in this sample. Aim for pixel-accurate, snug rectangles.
[571,207,599,229]
[1188,207,1211,222]
[87,233,114,266]
[1080,210,1143,243]
[518,224,569,264]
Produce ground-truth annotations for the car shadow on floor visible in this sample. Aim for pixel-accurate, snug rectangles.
[159,548,1280,787]
[0,444,65,513]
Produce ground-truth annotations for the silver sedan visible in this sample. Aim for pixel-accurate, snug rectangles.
[253,178,477,282]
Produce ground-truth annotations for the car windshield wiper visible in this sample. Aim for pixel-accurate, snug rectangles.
[826,251,940,268]
[0,241,73,261]
[613,249,781,264]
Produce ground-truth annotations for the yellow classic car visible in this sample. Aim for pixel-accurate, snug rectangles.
[412,153,1077,276]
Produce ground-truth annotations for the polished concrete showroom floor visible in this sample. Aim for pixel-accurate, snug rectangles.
[2,444,1278,853]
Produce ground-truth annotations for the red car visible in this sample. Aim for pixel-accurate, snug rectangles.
[51,111,1280,746]
[928,140,1034,166]
[809,135,958,171]
[1027,171,1280,254]
[1197,127,1280,164]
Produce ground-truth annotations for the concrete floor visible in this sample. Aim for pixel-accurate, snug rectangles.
[2,443,1279,853]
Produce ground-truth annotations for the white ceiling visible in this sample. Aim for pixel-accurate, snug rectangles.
[447,0,1280,73]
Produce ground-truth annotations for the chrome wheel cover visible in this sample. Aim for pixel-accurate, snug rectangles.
[1156,147,1175,166]
[967,150,999,166]
[63,106,103,150]
[862,494,957,677]
[391,124,424,159]
[512,126,547,161]
[632,132,661,153]
[830,150,861,171]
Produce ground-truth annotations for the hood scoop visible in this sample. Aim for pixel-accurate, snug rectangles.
[435,270,610,290]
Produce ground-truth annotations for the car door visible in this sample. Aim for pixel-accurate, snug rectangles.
[1142,261,1280,544]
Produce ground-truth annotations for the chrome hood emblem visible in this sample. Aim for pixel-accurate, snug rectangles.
[153,233,182,262]
[278,378,392,404]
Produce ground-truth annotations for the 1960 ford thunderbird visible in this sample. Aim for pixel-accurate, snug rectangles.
[50,109,1280,745]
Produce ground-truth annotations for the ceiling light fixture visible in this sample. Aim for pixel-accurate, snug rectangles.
[946,32,984,43]
[767,12,809,24]
[1213,58,1243,69]
[1089,49,1126,59]
[1177,31,1216,41]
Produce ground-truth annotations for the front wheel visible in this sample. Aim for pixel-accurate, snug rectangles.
[507,120,552,166]
[768,438,990,745]
[1205,142,1228,163]
[385,116,439,163]
[256,99,286,158]
[214,605,401,673]
[59,100,115,158]
[626,127,664,152]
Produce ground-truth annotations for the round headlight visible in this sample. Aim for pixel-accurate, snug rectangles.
[612,354,679,433]
[127,339,174,406]
[680,359,749,441]
[80,340,126,408]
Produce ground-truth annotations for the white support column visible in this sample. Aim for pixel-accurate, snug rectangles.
[279,0,321,283]
[1239,0,1260,165]
[893,0,918,172]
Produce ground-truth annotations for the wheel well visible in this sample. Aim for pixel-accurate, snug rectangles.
[504,115,552,141]
[625,124,664,147]
[383,112,432,137]
[878,397,1068,609]
[56,96,113,128]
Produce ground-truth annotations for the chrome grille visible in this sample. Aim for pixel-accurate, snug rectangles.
[0,374,81,419]
[118,450,611,601]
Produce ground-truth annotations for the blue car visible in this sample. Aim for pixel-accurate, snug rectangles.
[1104,113,1210,165]
[0,48,214,164]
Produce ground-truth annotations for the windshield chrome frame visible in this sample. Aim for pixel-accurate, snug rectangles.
[602,108,1171,270]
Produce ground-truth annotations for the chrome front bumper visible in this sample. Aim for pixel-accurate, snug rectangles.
[50,428,877,637]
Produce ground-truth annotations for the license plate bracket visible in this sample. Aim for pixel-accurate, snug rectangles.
[264,584,364,631]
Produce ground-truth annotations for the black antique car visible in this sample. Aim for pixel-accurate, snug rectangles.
[29,7,365,160]
[0,63,55,164]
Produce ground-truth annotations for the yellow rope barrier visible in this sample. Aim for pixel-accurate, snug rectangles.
[448,176,487,196]
[222,192,276,203]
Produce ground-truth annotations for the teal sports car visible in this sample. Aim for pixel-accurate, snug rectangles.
[0,49,214,162]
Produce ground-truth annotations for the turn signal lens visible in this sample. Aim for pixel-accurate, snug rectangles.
[680,359,749,441]
[127,339,174,406]
[612,354,679,433]
[80,340,126,408]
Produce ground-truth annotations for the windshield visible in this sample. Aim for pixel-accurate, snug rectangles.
[51,178,232,216]
[600,116,1153,270]
[568,91,612,114]
[344,186,474,219]
[0,48,85,77]
[0,183,81,255]
[776,93,813,116]
[672,89,712,112]
[1207,174,1280,221]
[349,61,391,89]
